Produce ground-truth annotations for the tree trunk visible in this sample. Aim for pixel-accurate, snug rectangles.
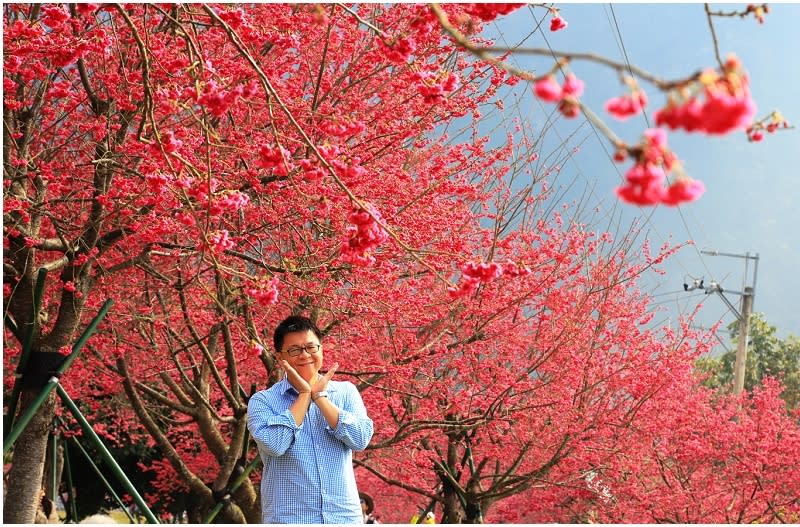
[233,480,260,522]
[440,484,464,524]
[3,390,56,523]
[463,499,485,524]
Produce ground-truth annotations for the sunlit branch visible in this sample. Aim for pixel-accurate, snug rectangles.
[429,3,536,82]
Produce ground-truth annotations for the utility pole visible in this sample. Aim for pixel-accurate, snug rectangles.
[685,250,759,394]
[733,286,754,395]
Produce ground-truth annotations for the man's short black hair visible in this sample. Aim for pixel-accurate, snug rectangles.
[273,315,322,352]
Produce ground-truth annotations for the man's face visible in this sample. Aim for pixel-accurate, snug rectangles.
[279,329,323,382]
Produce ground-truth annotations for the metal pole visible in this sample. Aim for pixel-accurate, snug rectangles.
[63,438,78,523]
[733,286,754,395]
[51,431,59,502]
[4,267,48,435]
[56,384,159,524]
[67,434,137,524]
[3,299,113,454]
[751,253,759,312]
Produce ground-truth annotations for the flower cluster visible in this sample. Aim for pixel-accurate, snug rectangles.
[62,280,84,299]
[655,55,756,135]
[448,260,531,298]
[340,203,389,267]
[257,144,293,176]
[380,36,417,64]
[319,118,366,139]
[462,3,524,22]
[246,276,280,306]
[156,131,183,155]
[72,247,99,266]
[533,74,584,118]
[249,340,265,357]
[186,178,217,203]
[605,86,648,121]
[745,3,769,24]
[206,229,234,253]
[197,80,256,117]
[41,5,70,28]
[615,128,705,207]
[746,110,791,142]
[549,10,568,32]
[298,159,326,182]
[216,7,250,31]
[213,191,250,215]
[145,172,171,194]
[414,71,459,104]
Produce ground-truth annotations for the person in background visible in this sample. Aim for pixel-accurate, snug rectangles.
[35,487,58,524]
[410,510,437,524]
[248,315,374,523]
[359,492,379,523]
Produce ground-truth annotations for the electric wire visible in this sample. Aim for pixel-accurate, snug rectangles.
[608,4,718,284]
[526,6,698,304]
[487,6,735,348]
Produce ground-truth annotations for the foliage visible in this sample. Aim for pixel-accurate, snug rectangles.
[696,313,800,409]
[4,3,799,524]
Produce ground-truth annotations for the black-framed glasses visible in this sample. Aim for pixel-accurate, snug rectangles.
[283,343,321,357]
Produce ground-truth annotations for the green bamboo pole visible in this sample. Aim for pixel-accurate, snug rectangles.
[3,310,20,339]
[67,434,137,524]
[202,457,261,524]
[63,438,78,522]
[56,384,158,523]
[56,384,159,524]
[3,299,113,454]
[51,431,59,502]
[4,267,48,435]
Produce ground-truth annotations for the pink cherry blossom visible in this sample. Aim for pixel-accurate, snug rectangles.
[533,76,562,103]
[561,74,584,98]
[550,16,568,32]
[616,180,666,206]
[605,90,648,120]
[533,74,584,118]
[655,56,756,136]
[207,230,234,253]
[340,203,389,267]
[463,3,524,22]
[661,178,706,206]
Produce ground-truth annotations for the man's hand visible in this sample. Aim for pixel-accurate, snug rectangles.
[280,361,339,395]
[311,363,339,397]
[280,360,312,394]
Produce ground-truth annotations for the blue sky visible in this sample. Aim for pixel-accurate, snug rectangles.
[483,3,799,346]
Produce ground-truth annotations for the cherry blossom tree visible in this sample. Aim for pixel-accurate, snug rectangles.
[4,3,798,524]
[3,3,521,520]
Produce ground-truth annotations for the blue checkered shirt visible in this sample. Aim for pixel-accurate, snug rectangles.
[248,377,374,524]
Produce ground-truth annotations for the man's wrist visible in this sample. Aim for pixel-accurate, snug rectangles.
[312,390,328,401]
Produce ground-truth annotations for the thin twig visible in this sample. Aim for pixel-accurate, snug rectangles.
[704,4,725,69]
[334,3,385,36]
[475,45,698,90]
[201,4,455,288]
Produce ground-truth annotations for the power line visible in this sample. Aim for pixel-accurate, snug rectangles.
[517,5,711,328]
[492,5,726,329]
[605,4,719,295]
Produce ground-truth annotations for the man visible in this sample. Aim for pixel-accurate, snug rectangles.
[248,315,374,523]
